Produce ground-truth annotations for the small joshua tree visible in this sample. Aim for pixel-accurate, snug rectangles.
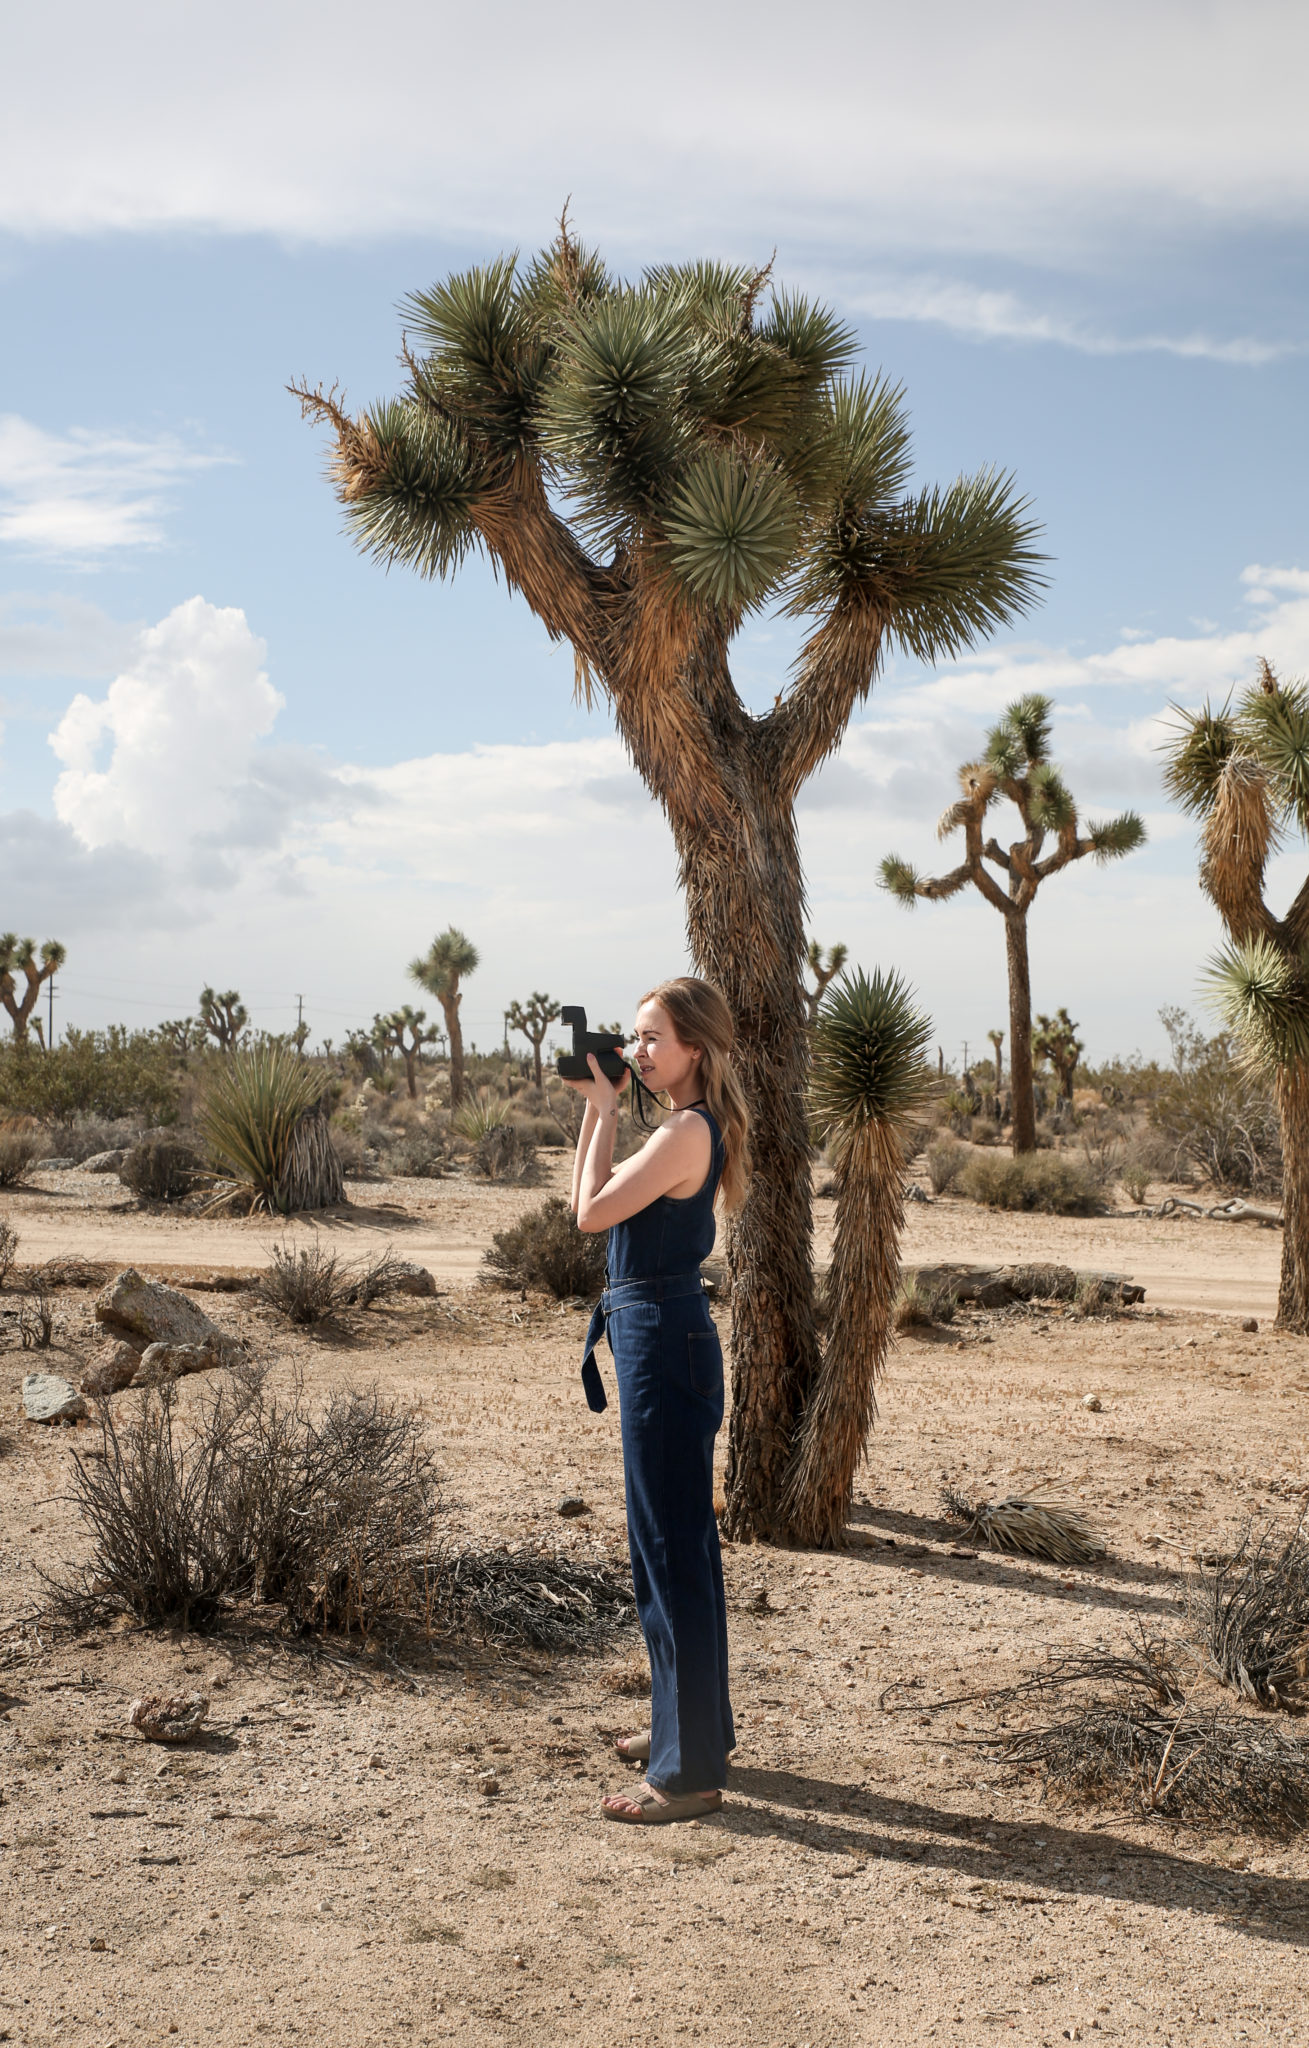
[409,928,479,1107]
[881,694,1144,1154]
[784,967,933,1548]
[371,1005,441,1098]
[987,1027,1004,1093]
[802,940,848,1027]
[198,987,249,1054]
[1035,1007,1083,1103]
[0,936,66,1045]
[1163,659,1309,1332]
[507,993,562,1088]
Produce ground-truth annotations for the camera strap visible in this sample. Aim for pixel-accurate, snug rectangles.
[580,1271,708,1414]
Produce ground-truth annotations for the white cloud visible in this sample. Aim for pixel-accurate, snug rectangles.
[3,1,1308,271]
[0,416,228,561]
[850,277,1294,366]
[10,566,1309,1057]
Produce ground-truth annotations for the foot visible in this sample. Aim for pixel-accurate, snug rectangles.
[614,1729,651,1763]
[600,1780,723,1825]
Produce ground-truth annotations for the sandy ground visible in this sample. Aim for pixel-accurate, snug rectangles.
[1,1164,1306,2048]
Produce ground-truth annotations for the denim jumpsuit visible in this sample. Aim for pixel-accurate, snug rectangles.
[580,1106,736,1795]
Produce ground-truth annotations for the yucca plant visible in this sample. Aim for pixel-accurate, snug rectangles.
[1164,658,1309,1329]
[882,694,1144,1152]
[452,1089,508,1141]
[293,228,1043,1541]
[784,968,933,1547]
[199,1046,342,1215]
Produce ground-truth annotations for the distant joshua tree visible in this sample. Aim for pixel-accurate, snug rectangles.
[1035,1008,1083,1103]
[409,928,479,1107]
[159,1017,204,1057]
[1163,658,1309,1332]
[507,993,562,1089]
[987,1027,1004,1093]
[372,1005,441,1098]
[881,694,1144,1154]
[0,936,66,1046]
[198,987,249,1054]
[802,940,849,1027]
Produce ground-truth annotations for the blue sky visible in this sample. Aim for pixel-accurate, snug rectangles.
[1,0,1306,1059]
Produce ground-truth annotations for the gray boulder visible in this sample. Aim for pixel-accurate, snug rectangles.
[81,1149,128,1174]
[81,1339,145,1396]
[139,1340,230,1381]
[34,1158,75,1172]
[95,1267,241,1367]
[22,1372,87,1423]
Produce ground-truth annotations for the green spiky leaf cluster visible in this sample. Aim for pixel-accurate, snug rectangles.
[879,855,923,905]
[198,1045,323,1214]
[304,232,1045,632]
[1203,935,1309,1072]
[1088,811,1147,860]
[810,968,934,1143]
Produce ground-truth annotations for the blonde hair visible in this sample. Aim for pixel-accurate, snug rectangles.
[637,976,751,1213]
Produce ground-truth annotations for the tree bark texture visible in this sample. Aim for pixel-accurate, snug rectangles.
[1276,1062,1309,1332]
[1006,912,1037,1154]
[669,748,821,1543]
[442,998,466,1109]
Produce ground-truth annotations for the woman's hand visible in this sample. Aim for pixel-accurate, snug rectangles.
[563,1053,631,1120]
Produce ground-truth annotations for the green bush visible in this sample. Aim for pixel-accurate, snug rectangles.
[118,1135,199,1202]
[483,1196,605,1298]
[0,1028,180,1128]
[961,1151,1106,1215]
[925,1136,968,1194]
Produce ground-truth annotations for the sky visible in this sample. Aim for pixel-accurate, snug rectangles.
[1,0,1306,1064]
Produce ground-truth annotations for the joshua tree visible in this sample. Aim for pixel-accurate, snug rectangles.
[1163,658,1309,1332]
[507,992,561,1088]
[372,1005,441,1098]
[785,968,933,1547]
[987,1027,1004,1093]
[294,229,1042,1541]
[881,694,1144,1156]
[159,1017,204,1057]
[1035,1007,1083,1102]
[802,940,848,1027]
[198,987,249,1054]
[0,936,66,1045]
[409,927,479,1107]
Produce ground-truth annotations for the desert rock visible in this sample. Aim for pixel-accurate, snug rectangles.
[80,1340,145,1395]
[138,1339,231,1381]
[22,1372,87,1423]
[128,1692,209,1742]
[95,1267,240,1363]
[81,1149,128,1174]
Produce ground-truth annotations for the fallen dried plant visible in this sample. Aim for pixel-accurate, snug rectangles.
[440,1548,636,1653]
[942,1487,1104,1563]
[1186,1515,1309,1708]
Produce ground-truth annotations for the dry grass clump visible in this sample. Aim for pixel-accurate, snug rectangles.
[469,1123,538,1183]
[442,1548,635,1653]
[942,1487,1104,1563]
[961,1151,1106,1215]
[258,1240,351,1325]
[893,1274,957,1330]
[483,1196,606,1299]
[0,1121,42,1187]
[1187,1517,1309,1708]
[0,1218,17,1288]
[978,1640,1309,1832]
[925,1136,968,1195]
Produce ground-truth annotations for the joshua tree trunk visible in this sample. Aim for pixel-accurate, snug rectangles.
[403,1050,419,1098]
[439,998,466,1108]
[675,767,821,1542]
[1006,911,1037,1154]
[1276,1063,1309,1332]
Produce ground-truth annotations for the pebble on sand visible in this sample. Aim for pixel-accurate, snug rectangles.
[127,1692,209,1742]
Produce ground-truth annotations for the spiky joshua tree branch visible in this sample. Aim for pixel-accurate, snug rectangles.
[802,939,848,1027]
[1163,658,1309,1331]
[0,936,66,1046]
[507,993,562,1090]
[881,694,1143,1153]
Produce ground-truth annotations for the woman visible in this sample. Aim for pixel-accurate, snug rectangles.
[567,976,750,1824]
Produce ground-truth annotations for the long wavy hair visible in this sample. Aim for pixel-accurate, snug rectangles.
[637,977,751,1213]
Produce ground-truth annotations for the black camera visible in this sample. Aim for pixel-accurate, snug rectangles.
[556,1006,628,1082]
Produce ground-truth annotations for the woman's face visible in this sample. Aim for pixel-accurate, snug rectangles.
[633,1001,701,1096]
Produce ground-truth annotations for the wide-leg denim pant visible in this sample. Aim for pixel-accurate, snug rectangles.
[596,1280,735,1794]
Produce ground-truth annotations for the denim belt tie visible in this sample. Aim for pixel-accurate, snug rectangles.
[580,1271,707,1413]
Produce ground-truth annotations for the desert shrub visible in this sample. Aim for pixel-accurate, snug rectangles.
[1119,1131,1176,1205]
[961,1152,1106,1215]
[1149,1008,1281,1193]
[506,1112,566,1149]
[19,1282,53,1349]
[969,1117,1002,1147]
[330,1124,373,1178]
[893,1274,956,1330]
[0,1028,180,1128]
[199,1046,338,1213]
[258,1240,350,1324]
[1078,1117,1126,1188]
[62,1118,139,1163]
[925,1136,968,1195]
[392,1131,455,1178]
[0,1123,42,1187]
[470,1124,538,1184]
[0,1219,17,1287]
[483,1195,606,1298]
[1187,1519,1309,1708]
[118,1134,199,1202]
[454,1091,508,1141]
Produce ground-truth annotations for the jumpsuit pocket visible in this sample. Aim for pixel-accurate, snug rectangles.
[687,1330,723,1400]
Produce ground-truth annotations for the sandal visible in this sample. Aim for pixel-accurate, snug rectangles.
[601,1781,723,1826]
[614,1729,651,1763]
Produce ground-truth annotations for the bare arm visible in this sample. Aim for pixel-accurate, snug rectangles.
[576,1114,711,1232]
[570,1100,599,1215]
